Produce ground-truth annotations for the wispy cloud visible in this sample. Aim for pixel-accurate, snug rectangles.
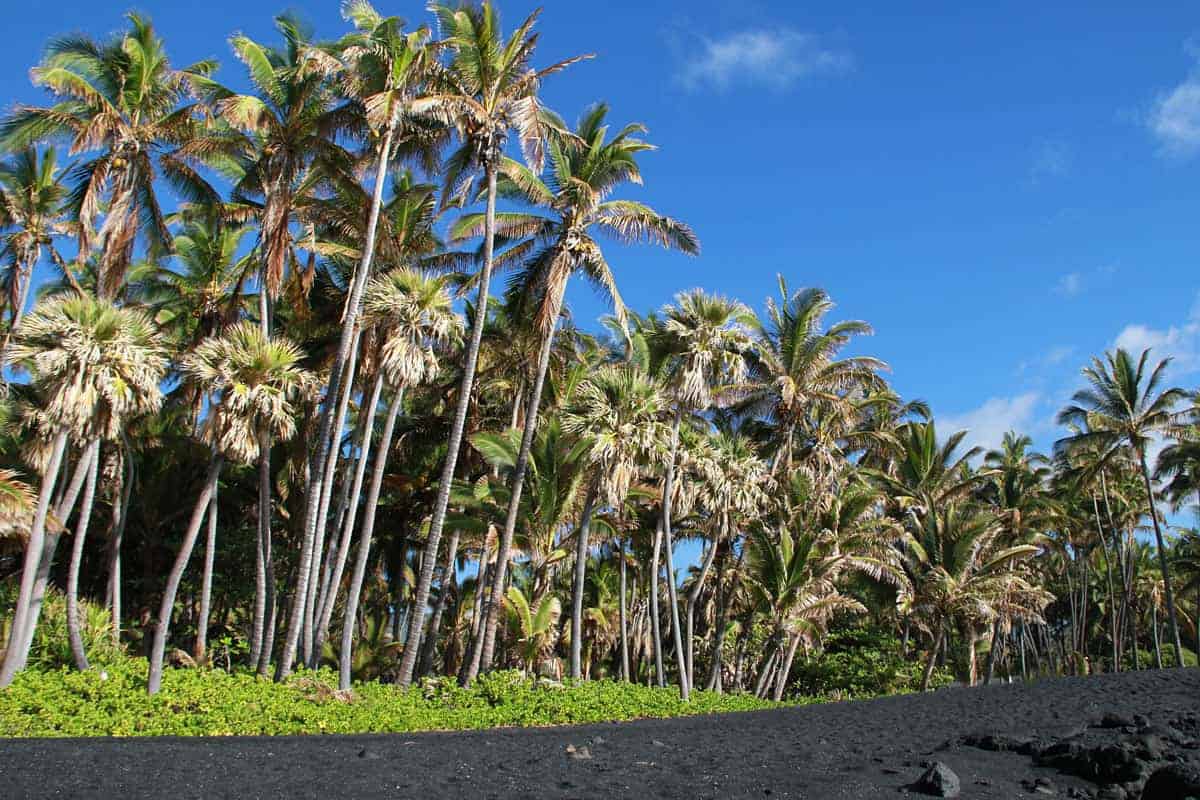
[1030,139,1070,184]
[1054,272,1084,297]
[938,393,1043,456]
[1149,43,1200,158]
[1113,293,1200,374]
[676,29,851,92]
[1052,264,1116,298]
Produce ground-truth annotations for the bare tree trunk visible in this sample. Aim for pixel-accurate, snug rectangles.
[753,642,779,698]
[570,482,599,681]
[314,372,384,660]
[1094,495,1121,672]
[661,410,690,699]
[0,429,69,686]
[685,514,723,688]
[404,160,497,688]
[338,387,403,691]
[649,517,665,687]
[255,428,276,677]
[1139,455,1185,666]
[306,329,362,668]
[706,544,735,693]
[920,624,944,692]
[773,632,802,702]
[194,482,218,664]
[106,445,132,647]
[618,534,629,682]
[278,127,395,681]
[66,439,101,671]
[418,529,461,678]
[466,317,560,687]
[148,456,223,695]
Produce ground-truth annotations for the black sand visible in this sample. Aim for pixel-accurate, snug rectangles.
[2,669,1196,799]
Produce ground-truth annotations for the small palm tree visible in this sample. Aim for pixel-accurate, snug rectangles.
[1057,348,1189,665]
[398,1,590,688]
[0,14,218,300]
[0,295,166,685]
[503,585,560,676]
[0,148,70,371]
[147,322,312,694]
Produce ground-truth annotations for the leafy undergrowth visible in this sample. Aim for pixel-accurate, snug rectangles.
[0,660,793,737]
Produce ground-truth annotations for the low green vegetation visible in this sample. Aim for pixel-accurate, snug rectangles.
[790,628,954,699]
[0,660,784,738]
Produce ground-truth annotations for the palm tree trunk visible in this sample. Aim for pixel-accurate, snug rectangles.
[254,428,276,677]
[570,481,599,681]
[305,328,362,668]
[1152,603,1163,669]
[0,256,34,381]
[467,314,562,688]
[773,632,802,701]
[1094,495,1120,671]
[403,160,498,688]
[649,518,665,688]
[685,514,724,688]
[418,529,461,678]
[753,642,779,698]
[66,439,101,671]
[279,127,395,681]
[313,371,383,660]
[148,455,224,695]
[194,483,219,664]
[660,410,690,699]
[339,386,404,691]
[618,534,630,682]
[1139,454,1185,666]
[0,428,69,687]
[706,543,735,693]
[106,445,132,647]
[984,618,1002,686]
[920,623,944,692]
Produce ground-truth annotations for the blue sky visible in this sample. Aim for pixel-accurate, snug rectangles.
[4,0,1200,462]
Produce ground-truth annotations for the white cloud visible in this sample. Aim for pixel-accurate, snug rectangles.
[938,393,1042,456]
[1030,139,1070,183]
[1149,47,1200,157]
[677,29,851,92]
[1112,293,1200,376]
[1055,272,1084,297]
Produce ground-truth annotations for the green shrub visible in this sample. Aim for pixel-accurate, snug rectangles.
[788,627,953,698]
[0,659,783,737]
[0,582,124,670]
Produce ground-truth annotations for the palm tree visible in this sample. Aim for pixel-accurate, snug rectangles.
[649,290,755,698]
[454,103,699,685]
[503,585,560,676]
[904,504,1050,689]
[0,148,70,372]
[0,295,166,685]
[338,267,460,690]
[561,364,669,681]
[148,322,312,694]
[0,14,217,300]
[739,281,886,476]
[395,0,590,688]
[279,3,441,679]
[1056,348,1189,665]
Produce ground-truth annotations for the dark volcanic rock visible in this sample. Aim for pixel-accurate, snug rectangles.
[912,761,961,797]
[1141,762,1200,800]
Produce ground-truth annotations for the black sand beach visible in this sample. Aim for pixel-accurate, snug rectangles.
[3,668,1198,799]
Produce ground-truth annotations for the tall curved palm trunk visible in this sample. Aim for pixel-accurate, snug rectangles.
[194,485,219,664]
[66,439,102,671]
[0,428,68,687]
[468,315,559,683]
[148,455,224,695]
[278,127,395,680]
[313,372,384,661]
[660,411,690,699]
[339,387,404,690]
[570,482,600,680]
[1139,453,1185,664]
[398,163,498,688]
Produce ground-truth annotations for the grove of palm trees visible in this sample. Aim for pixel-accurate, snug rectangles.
[2,2,1199,745]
